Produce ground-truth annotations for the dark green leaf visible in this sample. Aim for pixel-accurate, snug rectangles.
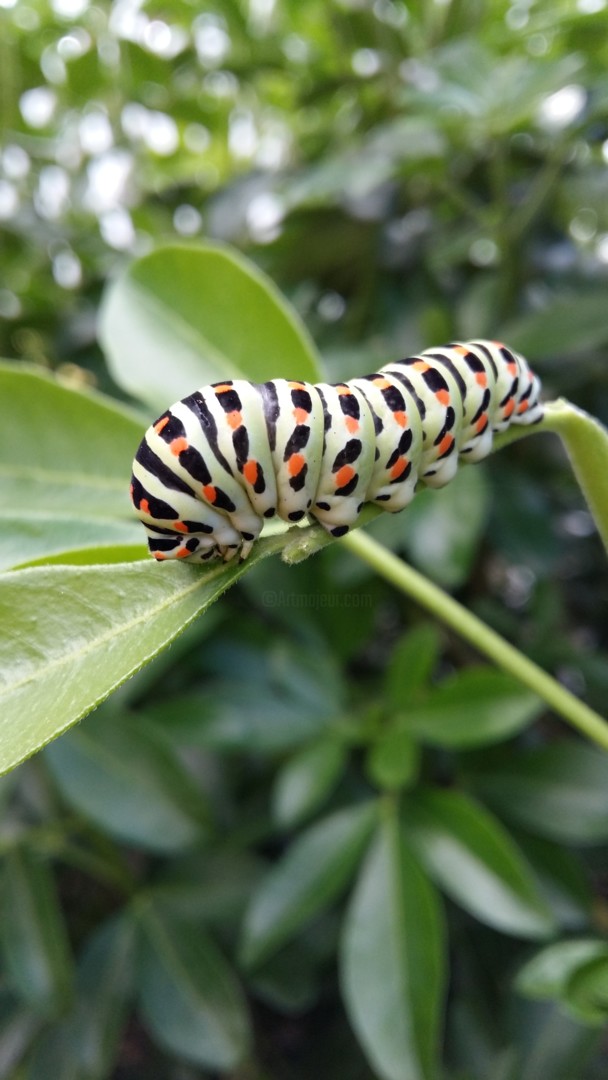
[240,802,377,969]
[137,900,252,1070]
[340,811,446,1080]
[404,788,555,938]
[366,730,420,792]
[272,739,346,828]
[406,668,543,748]
[466,741,608,844]
[385,625,441,709]
[0,848,73,1015]
[45,711,208,853]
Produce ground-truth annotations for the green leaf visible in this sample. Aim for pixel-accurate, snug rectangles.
[240,802,378,969]
[0,988,38,1076]
[516,939,608,1003]
[566,957,608,1025]
[405,668,543,748]
[0,848,73,1015]
[136,900,252,1071]
[503,291,608,360]
[401,464,490,588]
[404,788,556,938]
[68,915,135,1079]
[272,739,346,828]
[510,998,601,1080]
[340,810,446,1080]
[44,710,209,853]
[366,730,420,792]
[514,833,591,930]
[385,625,441,709]
[0,534,291,775]
[0,362,144,571]
[26,915,137,1080]
[466,741,608,845]
[100,243,324,411]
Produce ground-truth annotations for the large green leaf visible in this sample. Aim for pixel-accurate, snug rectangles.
[0,535,293,776]
[466,742,608,844]
[0,362,144,571]
[0,848,73,1016]
[240,802,378,969]
[404,788,555,939]
[136,900,252,1070]
[100,243,324,411]
[340,811,446,1080]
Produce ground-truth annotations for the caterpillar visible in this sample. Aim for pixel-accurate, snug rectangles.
[130,340,543,563]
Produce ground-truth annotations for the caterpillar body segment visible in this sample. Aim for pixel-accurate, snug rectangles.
[130,339,543,563]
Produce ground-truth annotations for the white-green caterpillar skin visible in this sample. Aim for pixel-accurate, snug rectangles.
[130,339,543,562]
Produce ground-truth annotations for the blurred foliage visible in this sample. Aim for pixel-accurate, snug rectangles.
[2,0,608,1077]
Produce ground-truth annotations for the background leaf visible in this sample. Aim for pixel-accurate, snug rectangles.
[100,243,324,411]
[465,742,608,845]
[340,809,446,1080]
[405,668,544,748]
[404,788,556,938]
[0,363,143,571]
[240,802,377,969]
[136,900,252,1071]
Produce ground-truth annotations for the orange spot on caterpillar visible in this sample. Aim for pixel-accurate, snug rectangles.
[214,383,233,394]
[373,377,391,389]
[337,385,352,395]
[476,414,488,433]
[226,411,242,430]
[202,484,217,503]
[345,416,359,434]
[171,437,189,455]
[503,399,515,418]
[140,499,150,515]
[288,453,305,477]
[293,407,309,425]
[153,552,166,560]
[438,434,454,455]
[412,360,430,372]
[435,389,450,405]
[288,381,305,389]
[475,373,488,387]
[393,411,407,427]
[507,362,517,375]
[390,458,409,480]
[243,459,259,484]
[453,345,469,356]
[517,399,529,414]
[154,416,169,434]
[174,521,189,533]
[176,547,191,558]
[335,465,355,488]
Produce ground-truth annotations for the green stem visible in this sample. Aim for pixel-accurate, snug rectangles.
[540,398,608,555]
[340,528,608,752]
